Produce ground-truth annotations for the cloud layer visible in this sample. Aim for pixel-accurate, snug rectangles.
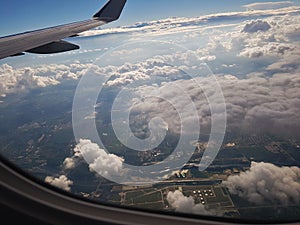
[79,4,300,38]
[127,71,300,138]
[243,1,294,10]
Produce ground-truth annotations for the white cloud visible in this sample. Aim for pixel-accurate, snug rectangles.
[74,139,124,178]
[203,14,300,59]
[63,157,76,170]
[223,162,300,205]
[266,47,300,72]
[199,55,216,62]
[242,20,271,33]
[243,1,294,11]
[167,190,221,216]
[45,175,73,191]
[239,43,294,58]
[0,63,92,96]
[0,64,59,95]
[104,58,182,87]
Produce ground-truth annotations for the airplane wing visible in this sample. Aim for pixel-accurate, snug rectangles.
[0,0,127,60]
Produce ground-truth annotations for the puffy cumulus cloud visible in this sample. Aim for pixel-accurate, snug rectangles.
[58,140,125,181]
[167,190,221,216]
[243,1,294,11]
[45,175,73,191]
[63,157,76,170]
[239,42,294,58]
[0,64,59,96]
[223,162,300,205]
[74,139,124,178]
[205,13,300,59]
[0,63,92,96]
[104,58,182,87]
[242,20,271,33]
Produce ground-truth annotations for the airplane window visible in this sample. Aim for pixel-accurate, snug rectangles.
[1,0,300,224]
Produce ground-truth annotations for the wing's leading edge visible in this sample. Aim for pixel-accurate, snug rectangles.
[0,0,127,60]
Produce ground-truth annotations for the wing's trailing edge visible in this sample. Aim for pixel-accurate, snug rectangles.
[0,0,127,60]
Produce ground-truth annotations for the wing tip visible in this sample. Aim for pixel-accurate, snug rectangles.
[93,0,127,22]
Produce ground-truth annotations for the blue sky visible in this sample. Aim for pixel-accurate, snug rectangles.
[1,0,299,37]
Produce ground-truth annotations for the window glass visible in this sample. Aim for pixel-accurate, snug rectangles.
[1,0,300,222]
